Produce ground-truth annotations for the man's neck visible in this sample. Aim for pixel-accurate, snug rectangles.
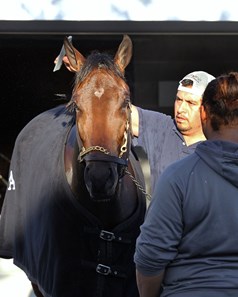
[207,127,238,144]
[183,133,206,146]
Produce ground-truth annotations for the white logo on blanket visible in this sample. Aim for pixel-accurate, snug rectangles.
[7,170,16,191]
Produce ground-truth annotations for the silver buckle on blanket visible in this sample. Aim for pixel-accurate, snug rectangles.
[100,230,115,241]
[96,264,111,275]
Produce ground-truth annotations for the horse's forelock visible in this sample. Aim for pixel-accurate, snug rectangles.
[74,51,125,86]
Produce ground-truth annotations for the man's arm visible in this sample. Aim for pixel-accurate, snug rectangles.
[136,269,165,297]
[131,104,139,137]
[54,55,75,72]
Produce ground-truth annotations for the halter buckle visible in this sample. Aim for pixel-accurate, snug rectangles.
[96,264,111,275]
[100,230,115,241]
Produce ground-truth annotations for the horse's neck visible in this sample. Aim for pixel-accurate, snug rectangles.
[64,125,138,230]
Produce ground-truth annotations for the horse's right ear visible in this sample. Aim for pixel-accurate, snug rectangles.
[63,37,86,72]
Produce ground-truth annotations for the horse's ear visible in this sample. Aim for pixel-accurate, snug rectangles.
[114,35,133,74]
[63,37,86,72]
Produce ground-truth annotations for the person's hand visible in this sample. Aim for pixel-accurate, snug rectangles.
[54,55,73,72]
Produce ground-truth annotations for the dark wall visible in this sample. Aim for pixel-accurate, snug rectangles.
[2,32,238,156]
[0,35,71,205]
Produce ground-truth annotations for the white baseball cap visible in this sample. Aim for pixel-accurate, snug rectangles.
[178,71,215,96]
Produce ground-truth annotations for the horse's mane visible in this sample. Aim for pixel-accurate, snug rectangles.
[75,50,125,85]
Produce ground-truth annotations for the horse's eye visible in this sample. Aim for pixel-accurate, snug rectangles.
[75,104,80,111]
[66,100,80,113]
[72,102,82,114]
[121,97,130,109]
[120,102,127,110]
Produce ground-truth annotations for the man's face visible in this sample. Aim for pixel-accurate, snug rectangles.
[174,90,202,136]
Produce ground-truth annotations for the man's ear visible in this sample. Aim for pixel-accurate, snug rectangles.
[200,105,207,123]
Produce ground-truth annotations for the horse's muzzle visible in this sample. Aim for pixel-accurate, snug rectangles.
[82,153,128,200]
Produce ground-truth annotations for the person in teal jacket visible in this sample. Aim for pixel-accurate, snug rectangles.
[134,71,238,297]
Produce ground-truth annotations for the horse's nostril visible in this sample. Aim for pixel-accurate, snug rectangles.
[86,164,114,183]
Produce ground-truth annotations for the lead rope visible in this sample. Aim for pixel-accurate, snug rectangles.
[124,105,152,203]
[125,168,151,203]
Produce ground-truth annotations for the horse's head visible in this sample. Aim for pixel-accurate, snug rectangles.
[64,35,133,201]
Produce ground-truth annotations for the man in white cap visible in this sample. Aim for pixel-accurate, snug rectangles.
[131,71,215,193]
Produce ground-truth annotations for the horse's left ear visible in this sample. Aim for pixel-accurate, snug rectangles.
[114,35,133,74]
[63,37,86,72]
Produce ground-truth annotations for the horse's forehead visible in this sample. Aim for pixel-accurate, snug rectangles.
[73,70,128,108]
[77,68,127,92]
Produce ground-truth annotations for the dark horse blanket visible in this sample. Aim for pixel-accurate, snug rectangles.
[0,105,146,297]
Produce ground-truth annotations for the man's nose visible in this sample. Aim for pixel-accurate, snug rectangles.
[178,101,187,112]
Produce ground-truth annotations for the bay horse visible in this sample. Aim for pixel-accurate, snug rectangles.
[0,35,146,297]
